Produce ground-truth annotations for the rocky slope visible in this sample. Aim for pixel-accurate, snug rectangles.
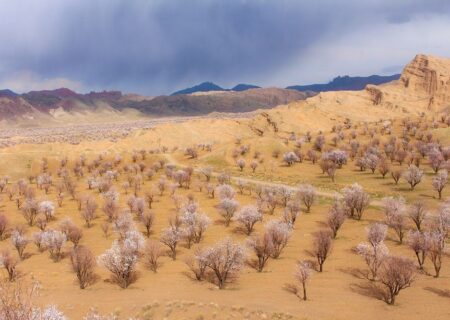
[0,86,312,125]
[123,88,313,115]
[248,54,450,135]
[399,54,450,108]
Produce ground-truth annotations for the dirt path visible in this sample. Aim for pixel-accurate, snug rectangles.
[164,153,383,207]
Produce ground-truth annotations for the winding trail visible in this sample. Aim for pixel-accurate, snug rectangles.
[164,153,383,207]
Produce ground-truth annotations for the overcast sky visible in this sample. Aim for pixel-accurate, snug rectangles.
[0,0,449,95]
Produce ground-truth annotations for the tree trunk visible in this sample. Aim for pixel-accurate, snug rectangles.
[302,283,307,300]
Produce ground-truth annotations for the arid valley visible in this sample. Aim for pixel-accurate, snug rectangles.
[0,2,449,319]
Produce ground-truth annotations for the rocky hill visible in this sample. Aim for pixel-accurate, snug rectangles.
[0,86,312,125]
[253,54,449,134]
[122,87,313,115]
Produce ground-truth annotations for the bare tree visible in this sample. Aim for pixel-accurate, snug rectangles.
[70,245,96,289]
[293,261,313,301]
[0,250,19,281]
[408,201,427,231]
[0,214,9,240]
[65,223,83,248]
[143,240,163,273]
[341,183,370,220]
[313,134,325,151]
[127,196,145,219]
[247,232,274,272]
[237,158,246,171]
[283,152,299,166]
[81,196,98,227]
[144,190,156,209]
[378,256,415,305]
[378,158,390,178]
[234,205,262,235]
[199,167,212,182]
[236,179,247,195]
[140,211,155,238]
[180,210,211,247]
[312,230,332,272]
[307,149,319,164]
[326,162,337,182]
[297,184,316,213]
[403,165,423,190]
[20,199,39,226]
[407,230,427,270]
[356,223,388,280]
[216,184,236,200]
[41,230,67,262]
[250,160,258,173]
[204,183,214,199]
[218,198,239,227]
[11,230,29,260]
[158,177,167,196]
[160,226,183,260]
[432,170,448,199]
[427,231,445,277]
[102,197,119,222]
[391,170,402,185]
[382,197,407,244]
[265,220,291,258]
[185,247,209,281]
[38,201,55,222]
[204,238,246,289]
[113,212,134,240]
[283,200,301,225]
[327,200,346,238]
[277,186,292,207]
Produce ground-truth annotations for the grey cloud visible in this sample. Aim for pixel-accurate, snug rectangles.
[0,0,449,94]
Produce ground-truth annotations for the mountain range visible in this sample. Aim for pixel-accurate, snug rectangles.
[171,74,399,95]
[286,74,400,92]
[0,72,403,125]
[171,82,261,95]
[0,86,313,124]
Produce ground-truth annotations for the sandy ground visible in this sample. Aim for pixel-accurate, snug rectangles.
[0,114,448,319]
[0,59,449,318]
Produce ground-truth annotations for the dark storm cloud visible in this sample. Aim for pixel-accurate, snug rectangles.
[0,0,449,94]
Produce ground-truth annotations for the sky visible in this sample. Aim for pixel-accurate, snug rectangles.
[0,0,449,95]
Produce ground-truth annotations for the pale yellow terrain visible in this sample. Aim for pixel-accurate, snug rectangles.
[0,54,448,319]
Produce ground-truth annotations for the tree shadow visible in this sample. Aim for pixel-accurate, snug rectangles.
[21,252,35,260]
[283,283,301,300]
[338,267,369,280]
[349,282,387,302]
[181,270,204,283]
[424,287,450,298]
[232,225,250,236]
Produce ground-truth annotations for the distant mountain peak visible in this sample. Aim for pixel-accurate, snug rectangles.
[287,74,401,92]
[171,82,224,95]
[25,88,80,99]
[0,89,18,98]
[232,84,261,91]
